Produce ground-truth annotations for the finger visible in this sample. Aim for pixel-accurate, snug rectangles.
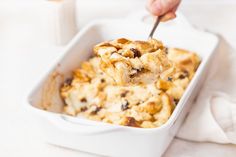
[159,0,180,22]
[146,0,163,16]
[147,0,155,4]
[170,0,180,13]
[160,12,176,22]
[148,0,180,16]
[146,0,156,11]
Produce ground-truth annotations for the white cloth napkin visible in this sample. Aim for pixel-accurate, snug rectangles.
[176,36,236,144]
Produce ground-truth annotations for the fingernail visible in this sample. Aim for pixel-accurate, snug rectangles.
[160,12,176,22]
[160,0,170,8]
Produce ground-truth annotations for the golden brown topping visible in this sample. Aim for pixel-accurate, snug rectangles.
[148,38,164,50]
[61,38,200,128]
[73,69,91,82]
[110,38,131,49]
[156,79,172,91]
[143,101,162,115]
[124,117,140,127]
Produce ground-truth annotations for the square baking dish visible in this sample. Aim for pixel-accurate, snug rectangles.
[26,12,219,157]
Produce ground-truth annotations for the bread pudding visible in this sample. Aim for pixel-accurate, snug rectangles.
[60,38,200,128]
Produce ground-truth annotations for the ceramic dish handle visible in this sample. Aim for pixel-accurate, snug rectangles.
[49,115,121,135]
[126,10,193,29]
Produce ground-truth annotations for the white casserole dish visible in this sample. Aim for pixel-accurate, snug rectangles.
[26,11,219,157]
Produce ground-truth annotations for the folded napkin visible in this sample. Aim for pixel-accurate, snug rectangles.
[176,36,236,144]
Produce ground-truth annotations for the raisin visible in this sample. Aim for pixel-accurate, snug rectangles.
[183,70,189,77]
[179,70,189,79]
[101,78,105,83]
[80,97,87,103]
[165,47,169,54]
[80,106,88,112]
[91,106,102,115]
[110,51,116,55]
[129,73,136,78]
[167,77,173,81]
[130,48,141,58]
[174,99,179,105]
[121,100,129,111]
[137,69,141,72]
[120,91,129,97]
[179,74,185,79]
[64,78,72,86]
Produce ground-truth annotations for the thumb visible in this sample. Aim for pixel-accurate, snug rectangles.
[148,0,180,16]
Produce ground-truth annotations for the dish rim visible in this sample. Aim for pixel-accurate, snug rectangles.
[26,18,219,132]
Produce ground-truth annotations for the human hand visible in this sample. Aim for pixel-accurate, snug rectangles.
[147,0,181,22]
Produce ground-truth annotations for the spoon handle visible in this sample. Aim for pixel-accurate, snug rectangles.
[148,15,163,39]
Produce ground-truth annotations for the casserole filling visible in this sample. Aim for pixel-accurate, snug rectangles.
[61,38,200,128]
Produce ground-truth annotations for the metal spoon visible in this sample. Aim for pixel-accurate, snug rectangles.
[148,15,164,39]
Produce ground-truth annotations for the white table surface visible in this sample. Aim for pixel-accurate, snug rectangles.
[1,1,236,157]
